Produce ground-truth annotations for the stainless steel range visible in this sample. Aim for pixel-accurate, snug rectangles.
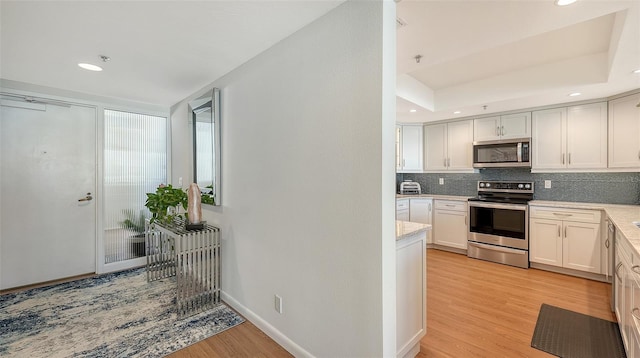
[467,181,533,269]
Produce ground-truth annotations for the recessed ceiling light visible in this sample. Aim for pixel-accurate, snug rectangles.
[453,111,462,114]
[555,0,577,6]
[569,92,581,97]
[409,109,417,113]
[633,69,640,74]
[78,63,103,71]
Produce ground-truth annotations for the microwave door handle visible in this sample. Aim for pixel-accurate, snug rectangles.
[517,142,522,162]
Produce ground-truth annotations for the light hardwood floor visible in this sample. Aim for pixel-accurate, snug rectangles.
[171,249,615,357]
[417,249,615,358]
[4,249,615,357]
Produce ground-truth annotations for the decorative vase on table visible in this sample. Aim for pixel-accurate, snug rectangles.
[186,183,205,230]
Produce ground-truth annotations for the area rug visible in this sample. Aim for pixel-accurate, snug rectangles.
[531,303,625,358]
[0,268,244,357]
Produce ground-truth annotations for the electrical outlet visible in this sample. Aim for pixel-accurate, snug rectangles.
[274,295,283,314]
[178,177,183,186]
[544,180,551,189]
[439,178,444,185]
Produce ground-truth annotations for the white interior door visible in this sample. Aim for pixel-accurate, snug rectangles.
[1,99,96,289]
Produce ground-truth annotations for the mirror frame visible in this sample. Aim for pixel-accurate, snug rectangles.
[189,88,221,206]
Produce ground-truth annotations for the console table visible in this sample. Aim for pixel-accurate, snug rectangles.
[145,219,220,318]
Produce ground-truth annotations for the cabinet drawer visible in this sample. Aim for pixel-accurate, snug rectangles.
[434,200,467,212]
[529,206,601,223]
[618,232,636,266]
[397,199,409,210]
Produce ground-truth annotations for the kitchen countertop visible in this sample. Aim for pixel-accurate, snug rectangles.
[396,220,431,241]
[530,200,640,254]
[396,194,472,201]
[395,195,640,254]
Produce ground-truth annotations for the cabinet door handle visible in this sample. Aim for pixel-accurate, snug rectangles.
[632,265,640,275]
[632,308,640,321]
[564,226,567,238]
[615,262,623,282]
[568,153,571,165]
[605,238,610,249]
[562,153,565,165]
[465,215,467,226]
[496,126,500,136]
[558,225,561,238]
[501,125,505,136]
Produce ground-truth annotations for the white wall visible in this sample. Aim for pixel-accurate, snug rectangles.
[171,1,397,356]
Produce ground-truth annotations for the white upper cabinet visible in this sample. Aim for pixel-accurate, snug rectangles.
[566,102,608,169]
[397,125,423,172]
[473,116,500,142]
[608,93,640,169]
[532,107,567,169]
[447,120,474,169]
[474,112,531,142]
[532,102,607,171]
[424,123,448,171]
[424,120,473,171]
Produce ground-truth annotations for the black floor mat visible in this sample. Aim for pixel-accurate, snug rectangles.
[531,304,626,358]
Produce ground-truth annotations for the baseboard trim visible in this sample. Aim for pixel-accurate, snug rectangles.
[427,244,467,256]
[221,291,314,358]
[529,262,610,282]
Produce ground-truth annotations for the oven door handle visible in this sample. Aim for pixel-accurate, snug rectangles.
[468,241,527,255]
[468,201,528,211]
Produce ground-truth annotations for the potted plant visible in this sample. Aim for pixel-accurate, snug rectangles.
[145,184,188,226]
[120,209,148,256]
[120,209,147,236]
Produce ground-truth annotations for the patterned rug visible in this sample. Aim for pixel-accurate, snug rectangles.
[0,268,244,357]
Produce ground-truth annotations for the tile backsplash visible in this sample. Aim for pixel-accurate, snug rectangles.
[399,169,640,205]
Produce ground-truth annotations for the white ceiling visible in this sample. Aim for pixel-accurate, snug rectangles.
[0,1,343,107]
[396,0,640,123]
[1,0,638,116]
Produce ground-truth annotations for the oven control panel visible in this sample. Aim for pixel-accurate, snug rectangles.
[478,181,533,193]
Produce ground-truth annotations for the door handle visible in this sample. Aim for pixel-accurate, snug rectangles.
[78,193,93,202]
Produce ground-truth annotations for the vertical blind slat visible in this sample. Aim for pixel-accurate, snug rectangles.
[104,109,167,264]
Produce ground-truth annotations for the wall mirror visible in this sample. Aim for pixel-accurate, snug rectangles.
[190,88,221,206]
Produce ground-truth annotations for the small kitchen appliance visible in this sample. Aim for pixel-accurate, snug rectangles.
[399,180,421,195]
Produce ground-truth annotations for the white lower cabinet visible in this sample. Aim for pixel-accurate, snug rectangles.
[396,198,433,243]
[529,206,601,274]
[614,232,640,357]
[396,230,427,358]
[529,218,563,266]
[396,199,409,221]
[409,198,433,243]
[433,200,468,250]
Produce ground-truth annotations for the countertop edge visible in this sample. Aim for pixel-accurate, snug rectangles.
[396,221,431,241]
[396,194,472,201]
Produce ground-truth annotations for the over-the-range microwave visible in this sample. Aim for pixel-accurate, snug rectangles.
[472,138,531,168]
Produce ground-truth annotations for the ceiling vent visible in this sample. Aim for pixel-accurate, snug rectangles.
[396,17,408,29]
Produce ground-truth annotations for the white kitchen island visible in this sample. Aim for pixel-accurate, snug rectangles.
[396,220,431,358]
